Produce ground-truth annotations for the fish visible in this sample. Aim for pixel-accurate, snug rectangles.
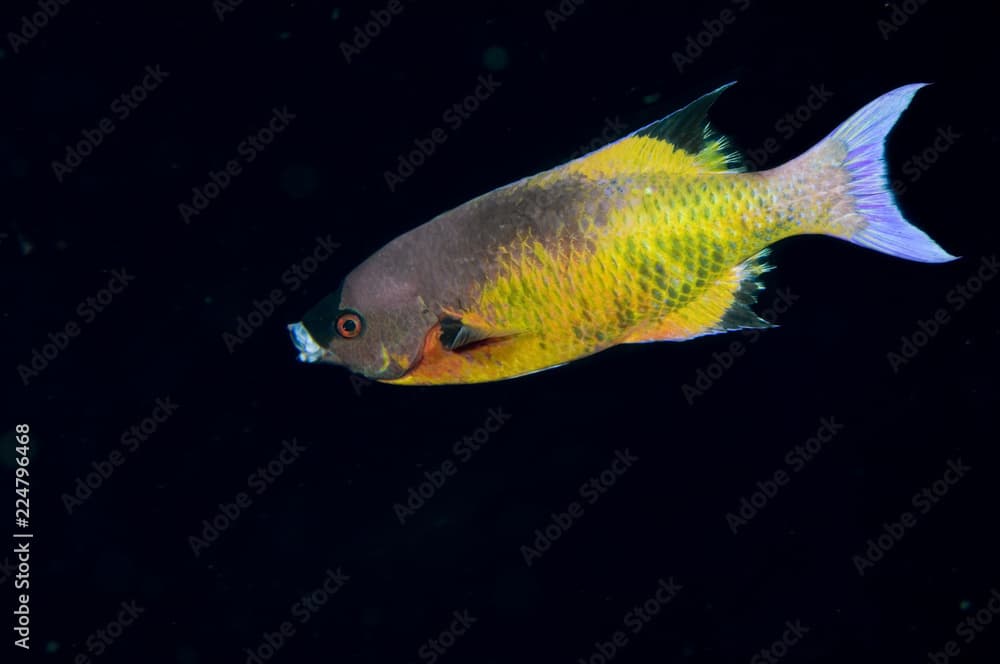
[288,82,955,385]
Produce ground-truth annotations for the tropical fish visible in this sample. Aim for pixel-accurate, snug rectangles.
[288,82,955,385]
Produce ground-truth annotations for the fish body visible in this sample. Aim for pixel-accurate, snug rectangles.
[289,83,955,385]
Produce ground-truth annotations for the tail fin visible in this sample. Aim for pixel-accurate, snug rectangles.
[796,84,957,263]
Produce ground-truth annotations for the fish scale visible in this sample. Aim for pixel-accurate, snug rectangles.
[443,172,773,381]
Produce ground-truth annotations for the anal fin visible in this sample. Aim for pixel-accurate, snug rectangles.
[621,250,773,343]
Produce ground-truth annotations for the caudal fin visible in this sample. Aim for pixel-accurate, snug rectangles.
[797,84,957,263]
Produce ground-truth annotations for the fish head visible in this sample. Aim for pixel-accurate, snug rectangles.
[287,261,432,381]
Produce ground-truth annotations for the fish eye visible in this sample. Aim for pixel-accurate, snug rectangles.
[336,311,363,338]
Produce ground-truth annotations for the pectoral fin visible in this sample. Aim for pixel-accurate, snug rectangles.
[439,314,519,351]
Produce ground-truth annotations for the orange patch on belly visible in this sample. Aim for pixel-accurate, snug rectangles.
[381,324,514,385]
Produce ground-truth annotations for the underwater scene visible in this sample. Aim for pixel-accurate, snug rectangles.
[3,0,999,662]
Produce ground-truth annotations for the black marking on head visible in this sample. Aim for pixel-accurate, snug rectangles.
[302,284,344,347]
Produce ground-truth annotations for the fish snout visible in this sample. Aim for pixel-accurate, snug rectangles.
[288,322,329,364]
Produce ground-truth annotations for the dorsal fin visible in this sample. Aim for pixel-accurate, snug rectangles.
[563,82,744,179]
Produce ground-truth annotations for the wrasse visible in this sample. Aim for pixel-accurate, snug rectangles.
[289,83,955,385]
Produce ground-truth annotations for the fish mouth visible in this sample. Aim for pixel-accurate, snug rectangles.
[288,322,327,363]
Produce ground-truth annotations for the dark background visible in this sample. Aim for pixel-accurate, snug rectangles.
[3,0,999,662]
